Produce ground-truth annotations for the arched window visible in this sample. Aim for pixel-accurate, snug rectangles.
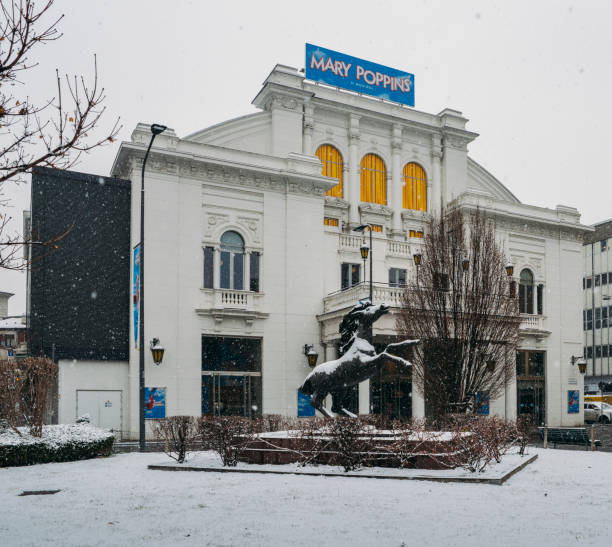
[316,144,343,198]
[360,154,386,205]
[220,231,245,290]
[403,162,427,211]
[519,269,534,314]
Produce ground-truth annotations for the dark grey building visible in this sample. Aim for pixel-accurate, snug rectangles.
[29,167,131,361]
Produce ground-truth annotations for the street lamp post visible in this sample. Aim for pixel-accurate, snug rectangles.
[139,123,167,453]
[354,224,372,303]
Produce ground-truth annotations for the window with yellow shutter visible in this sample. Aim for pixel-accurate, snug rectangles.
[402,162,427,211]
[360,154,386,205]
[315,144,343,198]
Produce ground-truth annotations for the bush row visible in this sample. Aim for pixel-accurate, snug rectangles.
[153,414,535,472]
[0,424,115,467]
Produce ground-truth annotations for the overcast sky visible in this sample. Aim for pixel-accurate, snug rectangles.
[2,0,611,315]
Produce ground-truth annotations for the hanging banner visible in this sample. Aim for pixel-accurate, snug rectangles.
[568,390,579,414]
[145,387,166,419]
[133,244,141,350]
[305,43,415,107]
[298,389,315,417]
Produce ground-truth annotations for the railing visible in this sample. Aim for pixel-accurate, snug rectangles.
[323,282,405,313]
[386,240,411,257]
[520,314,545,331]
[200,288,263,311]
[339,234,363,251]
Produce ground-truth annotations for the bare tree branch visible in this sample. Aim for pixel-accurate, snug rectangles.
[396,207,520,418]
[0,0,121,270]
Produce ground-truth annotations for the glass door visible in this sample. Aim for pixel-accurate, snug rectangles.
[201,373,261,417]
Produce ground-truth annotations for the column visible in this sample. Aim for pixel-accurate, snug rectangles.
[213,247,220,289]
[303,103,314,155]
[359,379,370,415]
[431,134,442,213]
[412,383,425,419]
[391,124,402,233]
[348,114,360,226]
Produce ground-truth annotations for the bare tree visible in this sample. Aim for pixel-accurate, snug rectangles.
[396,207,520,418]
[0,356,57,436]
[0,0,120,270]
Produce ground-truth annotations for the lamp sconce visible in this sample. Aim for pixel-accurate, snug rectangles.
[360,244,370,260]
[150,338,165,365]
[570,355,587,374]
[505,263,514,277]
[303,344,319,368]
[413,253,422,266]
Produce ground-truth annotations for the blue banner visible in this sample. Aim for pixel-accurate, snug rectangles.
[476,392,490,415]
[145,387,166,419]
[568,390,579,414]
[298,389,315,417]
[133,244,141,350]
[305,44,414,107]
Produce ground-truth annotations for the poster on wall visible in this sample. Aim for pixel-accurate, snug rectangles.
[133,244,141,350]
[568,390,579,413]
[305,43,415,107]
[145,387,166,419]
[475,392,490,415]
[297,389,315,417]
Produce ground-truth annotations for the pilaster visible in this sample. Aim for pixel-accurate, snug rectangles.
[348,114,361,226]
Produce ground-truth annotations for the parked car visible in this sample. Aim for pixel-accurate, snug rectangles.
[584,401,612,424]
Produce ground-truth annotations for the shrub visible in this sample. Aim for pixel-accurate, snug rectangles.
[0,424,114,467]
[0,357,57,437]
[199,416,255,467]
[152,416,199,464]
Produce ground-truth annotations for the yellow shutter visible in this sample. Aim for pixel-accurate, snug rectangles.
[316,144,343,198]
[360,154,386,205]
[402,163,427,211]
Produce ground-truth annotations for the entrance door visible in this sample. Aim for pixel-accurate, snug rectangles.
[516,350,546,425]
[201,373,262,417]
[201,336,262,417]
[517,381,546,425]
[76,390,122,434]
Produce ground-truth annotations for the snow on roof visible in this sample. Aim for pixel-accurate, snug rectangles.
[0,316,26,329]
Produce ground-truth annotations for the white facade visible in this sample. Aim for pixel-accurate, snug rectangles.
[58,64,591,436]
[582,220,612,391]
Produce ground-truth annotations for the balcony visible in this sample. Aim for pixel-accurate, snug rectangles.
[323,282,405,314]
[519,314,549,338]
[195,288,268,325]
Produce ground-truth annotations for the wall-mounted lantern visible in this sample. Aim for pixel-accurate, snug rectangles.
[150,338,165,365]
[303,344,319,368]
[570,355,587,374]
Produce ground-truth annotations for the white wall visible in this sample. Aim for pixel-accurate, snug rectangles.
[58,359,129,431]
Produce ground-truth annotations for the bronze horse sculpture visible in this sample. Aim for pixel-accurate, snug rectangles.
[299,301,419,418]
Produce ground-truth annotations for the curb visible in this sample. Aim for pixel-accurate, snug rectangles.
[147,453,538,485]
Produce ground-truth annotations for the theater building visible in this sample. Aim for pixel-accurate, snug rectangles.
[50,57,590,437]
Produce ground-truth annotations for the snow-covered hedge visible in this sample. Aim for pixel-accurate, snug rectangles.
[0,424,115,467]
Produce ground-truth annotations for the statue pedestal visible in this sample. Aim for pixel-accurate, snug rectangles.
[237,429,465,470]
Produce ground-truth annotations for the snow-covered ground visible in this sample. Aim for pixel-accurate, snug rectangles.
[1,448,611,546]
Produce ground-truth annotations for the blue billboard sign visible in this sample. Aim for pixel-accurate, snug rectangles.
[305,44,414,107]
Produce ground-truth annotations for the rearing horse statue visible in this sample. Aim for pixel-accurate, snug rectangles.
[299,301,419,418]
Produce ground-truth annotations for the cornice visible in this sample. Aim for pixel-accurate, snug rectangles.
[112,142,336,199]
